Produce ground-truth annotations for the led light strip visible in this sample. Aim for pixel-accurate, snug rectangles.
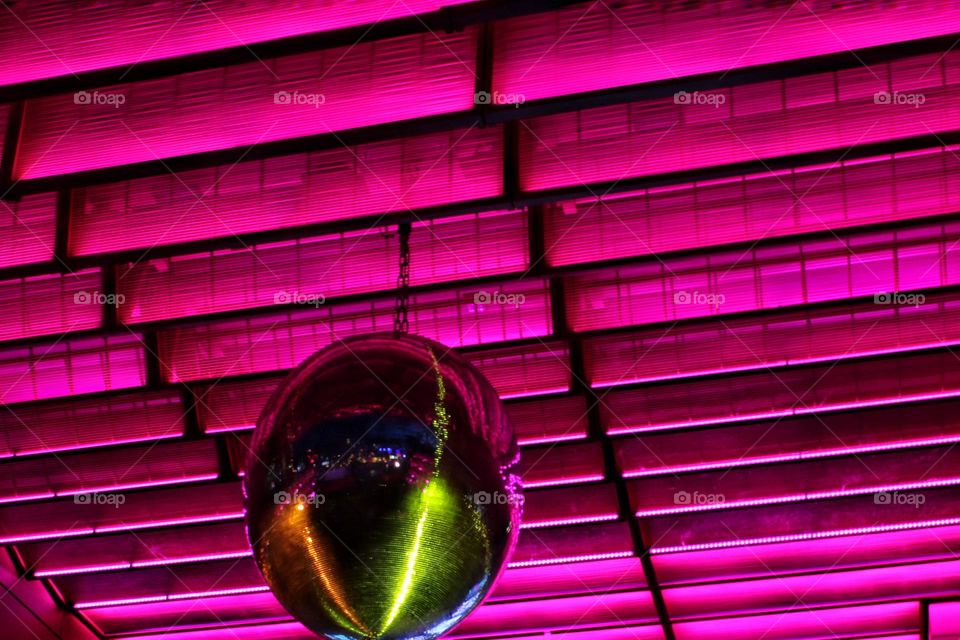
[34,551,254,578]
[508,551,634,568]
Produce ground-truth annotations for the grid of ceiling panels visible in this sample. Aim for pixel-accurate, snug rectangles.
[2,1,960,639]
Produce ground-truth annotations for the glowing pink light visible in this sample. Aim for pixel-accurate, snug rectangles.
[96,511,245,535]
[517,434,589,447]
[522,474,605,489]
[622,434,960,478]
[521,514,620,530]
[650,518,960,554]
[56,473,220,498]
[0,528,94,545]
[10,432,184,458]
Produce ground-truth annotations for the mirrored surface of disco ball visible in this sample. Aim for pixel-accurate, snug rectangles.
[244,333,521,640]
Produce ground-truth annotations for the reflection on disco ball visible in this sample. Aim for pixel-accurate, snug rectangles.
[244,333,522,640]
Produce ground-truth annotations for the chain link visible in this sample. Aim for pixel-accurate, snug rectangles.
[393,222,412,335]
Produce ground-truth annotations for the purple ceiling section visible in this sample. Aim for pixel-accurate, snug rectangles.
[1,1,960,639]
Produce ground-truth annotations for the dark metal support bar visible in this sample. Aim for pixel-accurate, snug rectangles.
[0,101,24,199]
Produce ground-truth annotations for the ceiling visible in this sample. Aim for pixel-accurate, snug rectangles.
[1,0,960,638]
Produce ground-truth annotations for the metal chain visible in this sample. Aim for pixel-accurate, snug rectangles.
[393,222,412,335]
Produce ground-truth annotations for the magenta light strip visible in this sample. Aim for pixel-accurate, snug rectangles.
[0,528,95,545]
[55,473,221,499]
[622,434,960,479]
[508,551,634,568]
[522,474,606,489]
[635,478,960,518]
[75,586,272,610]
[521,514,620,530]
[33,551,255,578]
[500,386,572,401]
[517,433,589,447]
[96,511,245,535]
[8,432,184,459]
[650,518,960,555]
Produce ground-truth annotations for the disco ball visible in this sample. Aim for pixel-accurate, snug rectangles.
[244,333,522,640]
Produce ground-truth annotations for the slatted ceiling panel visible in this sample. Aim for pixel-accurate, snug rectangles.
[602,349,960,436]
[195,342,571,435]
[522,483,620,528]
[24,521,250,577]
[654,524,960,585]
[511,522,633,568]
[567,221,959,332]
[454,590,659,637]
[508,395,588,446]
[158,279,552,382]
[616,401,960,478]
[0,439,219,503]
[517,442,604,488]
[670,602,919,640]
[464,341,570,399]
[71,127,503,257]
[664,560,960,619]
[118,210,528,324]
[0,333,146,405]
[644,486,960,554]
[0,481,244,545]
[0,193,58,269]
[0,390,183,458]
[544,146,960,267]
[520,51,960,192]
[0,268,102,341]
[930,601,960,639]
[15,28,478,181]
[114,623,316,640]
[0,0,478,88]
[629,445,960,518]
[494,0,960,102]
[583,291,960,388]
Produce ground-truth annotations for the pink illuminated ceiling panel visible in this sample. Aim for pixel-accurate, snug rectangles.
[118,210,528,323]
[671,602,919,640]
[601,349,960,436]
[16,29,477,180]
[495,0,960,102]
[644,486,960,554]
[0,439,218,504]
[0,268,102,341]
[0,334,146,405]
[0,0,478,88]
[584,292,960,388]
[654,523,960,586]
[0,481,244,545]
[930,601,960,639]
[158,279,551,382]
[0,193,58,269]
[628,444,960,517]
[521,51,960,192]
[464,341,570,399]
[545,147,960,267]
[616,400,960,478]
[71,126,502,256]
[508,395,588,446]
[567,221,958,332]
[0,390,183,458]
